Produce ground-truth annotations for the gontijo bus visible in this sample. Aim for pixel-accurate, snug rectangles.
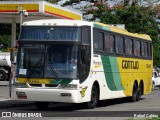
[15,19,152,109]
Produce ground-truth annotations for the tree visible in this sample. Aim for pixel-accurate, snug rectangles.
[0,23,20,52]
[87,3,159,65]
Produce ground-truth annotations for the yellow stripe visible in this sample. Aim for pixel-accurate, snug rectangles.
[0,4,39,11]
[45,5,82,20]
[16,78,53,84]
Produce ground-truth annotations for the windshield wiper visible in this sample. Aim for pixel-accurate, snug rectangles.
[46,60,60,80]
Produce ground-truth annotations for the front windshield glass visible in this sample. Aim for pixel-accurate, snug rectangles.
[20,26,81,41]
[17,44,78,79]
[17,45,45,78]
[45,45,78,78]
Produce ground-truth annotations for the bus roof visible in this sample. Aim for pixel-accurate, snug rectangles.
[23,19,151,41]
[94,22,151,41]
[23,19,92,26]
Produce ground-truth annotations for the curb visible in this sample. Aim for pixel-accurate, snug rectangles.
[0,99,34,108]
[0,96,15,101]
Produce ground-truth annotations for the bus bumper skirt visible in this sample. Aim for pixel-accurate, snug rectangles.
[15,88,80,103]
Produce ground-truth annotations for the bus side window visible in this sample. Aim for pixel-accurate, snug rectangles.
[144,42,149,57]
[93,29,104,51]
[141,41,145,56]
[104,34,115,53]
[149,43,152,58]
[134,40,141,56]
[125,38,133,55]
[115,36,124,54]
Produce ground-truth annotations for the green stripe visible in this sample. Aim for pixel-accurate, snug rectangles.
[50,79,72,84]
[101,55,124,91]
[94,23,110,31]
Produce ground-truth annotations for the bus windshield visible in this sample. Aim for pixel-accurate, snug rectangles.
[20,26,81,41]
[17,45,78,79]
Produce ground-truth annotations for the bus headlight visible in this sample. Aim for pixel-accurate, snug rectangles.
[58,84,77,89]
[14,82,28,88]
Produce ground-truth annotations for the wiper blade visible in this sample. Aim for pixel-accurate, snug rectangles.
[46,60,60,80]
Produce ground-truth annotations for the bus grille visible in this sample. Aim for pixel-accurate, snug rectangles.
[29,84,41,87]
[29,84,58,87]
[45,84,58,87]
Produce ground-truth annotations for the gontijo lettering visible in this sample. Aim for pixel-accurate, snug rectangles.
[122,60,139,69]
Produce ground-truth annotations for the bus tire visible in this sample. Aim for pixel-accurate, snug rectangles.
[137,84,142,101]
[34,102,49,109]
[87,85,98,109]
[130,83,138,102]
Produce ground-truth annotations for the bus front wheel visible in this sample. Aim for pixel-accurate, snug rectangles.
[34,102,50,109]
[87,85,98,109]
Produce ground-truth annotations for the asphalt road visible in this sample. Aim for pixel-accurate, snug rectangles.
[0,86,160,120]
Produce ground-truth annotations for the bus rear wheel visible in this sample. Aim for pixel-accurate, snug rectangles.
[130,84,138,102]
[137,84,142,101]
[87,85,98,109]
[34,102,49,109]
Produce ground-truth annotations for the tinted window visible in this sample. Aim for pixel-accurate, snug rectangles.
[149,43,152,57]
[144,42,149,57]
[116,36,124,54]
[141,42,145,56]
[93,29,104,51]
[20,26,81,41]
[134,40,141,56]
[82,27,90,44]
[105,34,115,53]
[125,38,133,55]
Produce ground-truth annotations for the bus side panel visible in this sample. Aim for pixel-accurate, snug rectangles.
[117,57,152,96]
[91,55,126,100]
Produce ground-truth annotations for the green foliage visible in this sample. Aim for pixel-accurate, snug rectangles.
[0,35,11,52]
[0,24,11,35]
[0,24,19,52]
[87,3,159,66]
[46,0,59,3]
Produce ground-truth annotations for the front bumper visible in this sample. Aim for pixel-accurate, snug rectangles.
[15,88,80,103]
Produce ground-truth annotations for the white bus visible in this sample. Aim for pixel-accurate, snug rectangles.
[15,19,152,109]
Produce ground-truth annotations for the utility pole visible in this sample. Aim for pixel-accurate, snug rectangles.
[18,6,23,29]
